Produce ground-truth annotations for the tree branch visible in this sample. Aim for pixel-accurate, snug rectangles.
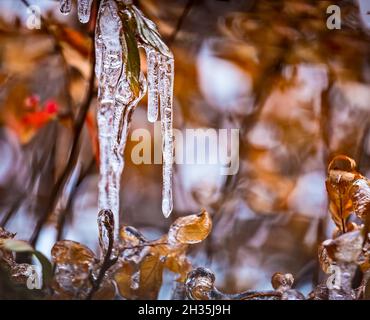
[28,2,98,247]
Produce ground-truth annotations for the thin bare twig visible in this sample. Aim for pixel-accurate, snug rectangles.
[0,202,21,227]
[56,158,95,241]
[28,1,99,247]
[168,0,195,46]
[1,1,76,228]
[20,0,73,116]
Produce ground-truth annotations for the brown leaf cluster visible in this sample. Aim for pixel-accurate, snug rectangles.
[115,209,212,299]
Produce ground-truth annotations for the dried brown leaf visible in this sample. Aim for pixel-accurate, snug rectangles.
[323,230,363,263]
[137,254,164,300]
[51,240,95,272]
[326,155,370,233]
[168,209,212,245]
[93,279,116,300]
[114,262,136,299]
[0,227,15,268]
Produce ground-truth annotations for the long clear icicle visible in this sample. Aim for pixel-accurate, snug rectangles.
[159,55,174,217]
[77,0,93,23]
[95,0,124,238]
[143,44,174,217]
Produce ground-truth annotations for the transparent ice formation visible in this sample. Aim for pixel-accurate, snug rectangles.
[58,0,175,236]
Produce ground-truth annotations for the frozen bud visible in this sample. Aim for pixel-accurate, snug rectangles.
[271,272,294,291]
[185,267,215,300]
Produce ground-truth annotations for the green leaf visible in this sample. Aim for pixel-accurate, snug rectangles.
[2,239,33,252]
[34,251,53,288]
[122,17,141,96]
[116,6,141,97]
[130,6,172,58]
[2,239,53,288]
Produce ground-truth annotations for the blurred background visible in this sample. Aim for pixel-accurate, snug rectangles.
[1,0,370,298]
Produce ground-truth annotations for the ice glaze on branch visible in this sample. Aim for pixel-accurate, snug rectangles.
[59,0,175,236]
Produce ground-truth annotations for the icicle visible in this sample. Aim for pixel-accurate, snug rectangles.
[77,0,93,23]
[59,0,72,15]
[144,47,160,123]
[94,0,175,235]
[95,0,124,238]
[159,55,174,217]
[95,0,148,238]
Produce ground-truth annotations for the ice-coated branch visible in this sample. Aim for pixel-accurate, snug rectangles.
[185,268,305,300]
[59,0,175,236]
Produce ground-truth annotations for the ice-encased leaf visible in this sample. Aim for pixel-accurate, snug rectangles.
[323,230,363,263]
[348,178,370,221]
[10,264,33,284]
[326,155,359,233]
[0,227,15,267]
[325,155,370,233]
[114,254,164,300]
[92,279,116,300]
[119,10,141,96]
[119,225,150,264]
[137,254,164,300]
[318,243,333,273]
[168,210,212,245]
[51,240,96,298]
[130,6,173,58]
[51,240,95,271]
[114,262,136,298]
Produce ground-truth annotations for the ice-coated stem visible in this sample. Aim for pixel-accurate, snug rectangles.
[69,0,175,237]
[97,105,118,227]
[95,0,149,238]
[95,0,124,238]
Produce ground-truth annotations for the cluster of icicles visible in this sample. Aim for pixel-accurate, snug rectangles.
[59,0,174,236]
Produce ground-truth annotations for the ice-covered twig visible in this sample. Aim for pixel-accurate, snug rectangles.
[185,268,304,300]
[60,0,175,236]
